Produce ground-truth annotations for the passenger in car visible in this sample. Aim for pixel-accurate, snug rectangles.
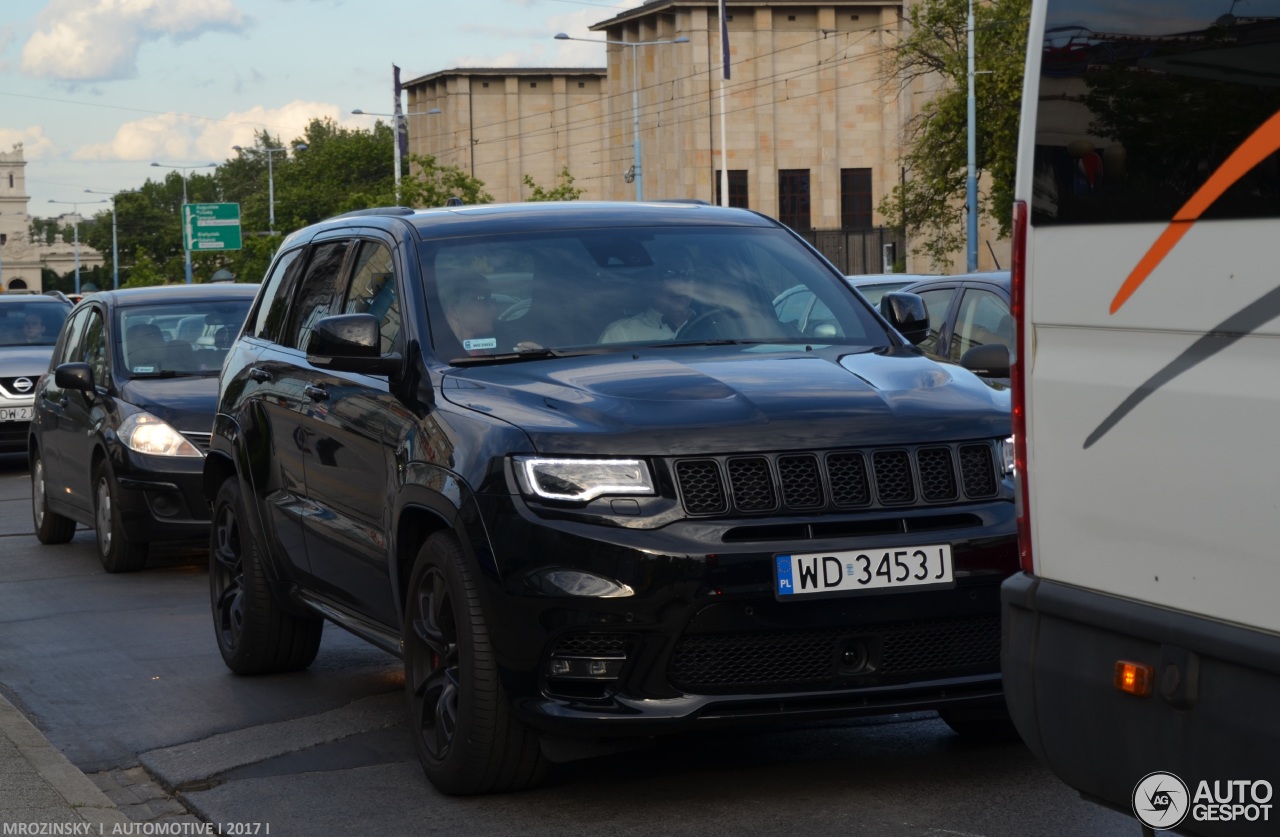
[598,273,695,343]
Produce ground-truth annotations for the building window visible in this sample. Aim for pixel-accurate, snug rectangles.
[715,170,749,209]
[7,173,11,188]
[1,233,6,245]
[841,168,873,228]
[578,82,585,88]
[778,169,811,231]
[530,82,537,88]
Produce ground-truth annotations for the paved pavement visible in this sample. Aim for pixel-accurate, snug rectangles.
[0,691,130,827]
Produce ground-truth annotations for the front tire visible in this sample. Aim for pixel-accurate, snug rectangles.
[403,532,548,795]
[31,449,75,544]
[93,461,148,573]
[209,476,322,674]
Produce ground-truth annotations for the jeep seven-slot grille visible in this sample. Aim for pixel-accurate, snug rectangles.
[673,443,999,516]
[668,614,1001,694]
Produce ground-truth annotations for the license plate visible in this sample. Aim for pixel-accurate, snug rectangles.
[0,406,33,422]
[775,544,954,598]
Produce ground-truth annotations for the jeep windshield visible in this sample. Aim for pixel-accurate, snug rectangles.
[418,225,893,362]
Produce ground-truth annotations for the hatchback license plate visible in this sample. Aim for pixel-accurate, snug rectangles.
[775,544,954,598]
[0,406,33,422]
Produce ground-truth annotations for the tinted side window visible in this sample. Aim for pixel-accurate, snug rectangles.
[249,247,305,342]
[56,308,92,366]
[284,241,353,351]
[915,287,957,356]
[949,288,1011,363]
[343,241,401,354]
[1033,5,1280,225]
[82,308,108,385]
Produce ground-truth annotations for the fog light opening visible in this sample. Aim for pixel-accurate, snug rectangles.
[545,654,627,699]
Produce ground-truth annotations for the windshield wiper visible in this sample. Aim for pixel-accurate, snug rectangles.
[449,346,615,365]
[128,370,216,379]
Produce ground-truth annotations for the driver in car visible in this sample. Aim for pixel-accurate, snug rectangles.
[598,273,696,343]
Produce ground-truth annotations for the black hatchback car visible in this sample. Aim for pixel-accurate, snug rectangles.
[30,284,256,571]
[204,201,1016,794]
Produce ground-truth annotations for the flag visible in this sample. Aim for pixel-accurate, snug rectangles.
[719,0,731,80]
[393,64,408,162]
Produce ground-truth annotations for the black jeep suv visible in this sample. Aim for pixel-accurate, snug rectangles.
[204,201,1016,794]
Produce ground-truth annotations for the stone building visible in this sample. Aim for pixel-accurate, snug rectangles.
[403,0,1008,273]
[0,144,104,294]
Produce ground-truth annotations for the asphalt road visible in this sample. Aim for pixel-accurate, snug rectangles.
[0,450,1142,836]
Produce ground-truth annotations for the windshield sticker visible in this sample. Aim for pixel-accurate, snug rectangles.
[132,366,158,373]
[463,337,497,351]
[1087,107,1280,449]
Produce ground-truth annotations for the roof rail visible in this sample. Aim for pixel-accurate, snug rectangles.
[331,206,417,219]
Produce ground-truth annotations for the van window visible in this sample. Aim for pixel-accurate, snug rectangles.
[1031,8,1280,226]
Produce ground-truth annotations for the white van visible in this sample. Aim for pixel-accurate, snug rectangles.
[1003,3,1280,834]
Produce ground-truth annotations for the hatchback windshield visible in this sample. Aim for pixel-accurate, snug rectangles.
[116,299,253,377]
[418,226,890,362]
[0,302,71,348]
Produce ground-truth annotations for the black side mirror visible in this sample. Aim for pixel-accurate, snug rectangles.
[306,313,400,375]
[960,343,1011,378]
[54,362,95,393]
[879,292,930,345]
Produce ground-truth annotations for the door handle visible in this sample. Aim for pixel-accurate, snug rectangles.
[249,367,272,383]
[304,384,329,402]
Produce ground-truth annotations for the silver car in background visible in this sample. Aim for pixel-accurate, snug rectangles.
[0,294,73,453]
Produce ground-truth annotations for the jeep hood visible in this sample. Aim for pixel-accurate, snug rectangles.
[441,345,1009,455]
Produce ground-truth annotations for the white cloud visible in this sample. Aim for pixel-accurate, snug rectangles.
[72,100,361,162]
[22,0,249,82]
[0,126,58,160]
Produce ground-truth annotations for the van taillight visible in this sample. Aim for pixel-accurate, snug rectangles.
[1011,199,1033,574]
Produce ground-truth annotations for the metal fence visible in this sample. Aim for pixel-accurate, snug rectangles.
[795,227,906,275]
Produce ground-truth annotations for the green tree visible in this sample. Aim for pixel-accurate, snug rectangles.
[522,166,586,202]
[121,247,169,288]
[877,0,1030,265]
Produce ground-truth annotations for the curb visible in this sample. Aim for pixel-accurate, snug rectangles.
[0,693,131,827]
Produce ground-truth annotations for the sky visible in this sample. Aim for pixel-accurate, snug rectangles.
[1,0,649,218]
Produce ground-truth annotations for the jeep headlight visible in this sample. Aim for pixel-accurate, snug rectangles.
[514,457,654,502]
[119,412,202,457]
[1000,435,1015,475]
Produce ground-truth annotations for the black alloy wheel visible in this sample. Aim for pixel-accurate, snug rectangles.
[403,533,548,795]
[209,476,322,674]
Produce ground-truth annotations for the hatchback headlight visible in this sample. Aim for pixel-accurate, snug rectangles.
[514,457,654,502]
[119,412,202,457]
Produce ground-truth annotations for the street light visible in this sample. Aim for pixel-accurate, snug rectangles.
[150,162,217,284]
[47,199,107,295]
[351,107,441,204]
[232,143,307,233]
[84,188,137,290]
[555,32,689,201]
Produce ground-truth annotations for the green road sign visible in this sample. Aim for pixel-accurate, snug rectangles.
[183,203,242,252]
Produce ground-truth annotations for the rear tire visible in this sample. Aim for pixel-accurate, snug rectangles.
[939,704,1021,743]
[209,476,322,674]
[403,532,548,795]
[93,461,148,573]
[31,449,75,545]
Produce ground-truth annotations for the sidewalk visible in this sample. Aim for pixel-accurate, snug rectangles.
[0,692,130,827]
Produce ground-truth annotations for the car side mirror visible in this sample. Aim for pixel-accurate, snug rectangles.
[306,313,400,375]
[54,362,95,393]
[960,343,1011,379]
[879,292,929,345]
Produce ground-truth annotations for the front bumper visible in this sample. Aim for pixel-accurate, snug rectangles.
[476,493,1017,734]
[112,449,211,543]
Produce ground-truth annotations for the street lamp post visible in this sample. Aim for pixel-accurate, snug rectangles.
[555,32,689,201]
[84,188,136,289]
[232,143,307,233]
[150,162,217,284]
[47,199,107,294]
[351,108,441,204]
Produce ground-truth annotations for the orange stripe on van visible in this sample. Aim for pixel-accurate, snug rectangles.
[1111,108,1280,314]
